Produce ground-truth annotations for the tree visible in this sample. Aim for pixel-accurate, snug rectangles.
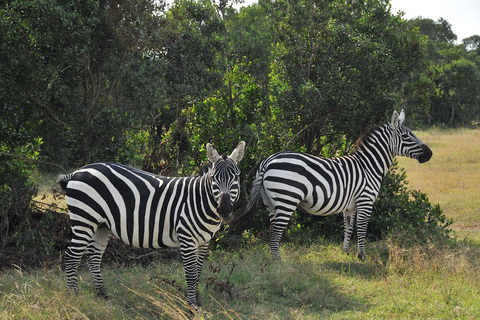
[1,0,170,168]
[403,16,480,126]
[408,17,457,43]
[260,0,426,151]
[142,0,234,174]
[433,59,480,125]
[463,35,480,54]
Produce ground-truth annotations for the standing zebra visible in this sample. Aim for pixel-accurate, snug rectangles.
[58,142,245,307]
[243,110,432,261]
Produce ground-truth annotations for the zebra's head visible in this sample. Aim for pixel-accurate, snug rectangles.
[390,110,432,163]
[206,141,246,224]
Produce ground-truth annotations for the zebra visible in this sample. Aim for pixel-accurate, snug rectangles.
[243,110,432,261]
[57,141,245,308]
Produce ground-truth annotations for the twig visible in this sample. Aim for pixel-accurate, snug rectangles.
[31,200,67,212]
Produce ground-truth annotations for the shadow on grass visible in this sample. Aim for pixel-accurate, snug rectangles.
[203,248,374,317]
[321,258,387,280]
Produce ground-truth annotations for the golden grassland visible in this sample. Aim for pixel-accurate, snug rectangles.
[397,128,480,237]
[2,128,480,319]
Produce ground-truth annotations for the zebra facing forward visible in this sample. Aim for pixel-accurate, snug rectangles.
[243,110,432,261]
[58,142,245,307]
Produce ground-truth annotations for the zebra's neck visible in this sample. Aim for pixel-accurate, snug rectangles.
[353,123,395,179]
[193,173,222,224]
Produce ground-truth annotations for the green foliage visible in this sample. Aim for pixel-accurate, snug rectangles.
[463,35,480,54]
[0,0,463,257]
[431,58,480,125]
[259,0,427,149]
[0,134,41,248]
[0,0,170,167]
[405,17,480,126]
[408,17,457,43]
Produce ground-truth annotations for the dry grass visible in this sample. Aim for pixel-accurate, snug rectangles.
[397,128,480,233]
[2,237,480,319]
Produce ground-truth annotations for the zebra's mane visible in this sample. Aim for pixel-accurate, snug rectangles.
[199,163,213,176]
[199,153,229,176]
[353,122,389,152]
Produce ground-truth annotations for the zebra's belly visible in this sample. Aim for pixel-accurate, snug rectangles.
[298,189,356,216]
[298,201,344,216]
[108,227,181,249]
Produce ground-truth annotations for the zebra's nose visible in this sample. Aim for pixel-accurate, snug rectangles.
[217,192,233,221]
[418,144,432,163]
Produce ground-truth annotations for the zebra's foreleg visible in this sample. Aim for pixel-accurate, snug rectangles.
[180,244,202,308]
[85,227,112,299]
[355,208,373,260]
[342,211,356,254]
[194,243,210,305]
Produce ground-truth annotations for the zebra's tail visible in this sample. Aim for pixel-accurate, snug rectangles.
[247,174,263,211]
[57,173,75,191]
[230,165,266,226]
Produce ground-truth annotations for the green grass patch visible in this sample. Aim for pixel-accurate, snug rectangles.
[2,237,480,319]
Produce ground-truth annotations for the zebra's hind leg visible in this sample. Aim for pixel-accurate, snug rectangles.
[85,226,112,299]
[355,208,373,261]
[269,212,293,261]
[342,211,356,255]
[65,224,96,295]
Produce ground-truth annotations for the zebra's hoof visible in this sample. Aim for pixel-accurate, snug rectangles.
[187,301,201,314]
[95,290,109,300]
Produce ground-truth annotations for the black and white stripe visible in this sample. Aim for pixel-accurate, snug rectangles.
[244,110,432,260]
[58,142,245,307]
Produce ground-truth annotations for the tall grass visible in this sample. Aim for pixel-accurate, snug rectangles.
[397,129,480,234]
[2,237,480,319]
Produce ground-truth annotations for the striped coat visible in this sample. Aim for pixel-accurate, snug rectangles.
[59,142,245,307]
[243,110,432,260]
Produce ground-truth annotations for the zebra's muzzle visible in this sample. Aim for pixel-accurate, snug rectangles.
[417,144,433,163]
[217,192,233,223]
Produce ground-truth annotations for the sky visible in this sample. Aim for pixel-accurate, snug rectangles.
[236,0,480,43]
[390,0,480,42]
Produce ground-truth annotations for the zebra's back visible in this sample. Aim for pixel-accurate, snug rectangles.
[65,162,198,249]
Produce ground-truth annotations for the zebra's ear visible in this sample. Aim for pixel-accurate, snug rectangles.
[206,143,220,163]
[398,109,405,125]
[391,110,400,129]
[230,141,246,164]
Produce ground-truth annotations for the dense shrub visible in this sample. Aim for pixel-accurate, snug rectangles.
[369,163,452,243]
[0,139,41,249]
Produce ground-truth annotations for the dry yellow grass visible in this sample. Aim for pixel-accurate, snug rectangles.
[397,128,480,233]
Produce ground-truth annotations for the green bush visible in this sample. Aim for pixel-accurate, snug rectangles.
[370,163,452,243]
[0,139,41,248]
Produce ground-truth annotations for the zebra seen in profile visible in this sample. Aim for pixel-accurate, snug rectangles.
[243,110,432,261]
[58,142,245,307]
